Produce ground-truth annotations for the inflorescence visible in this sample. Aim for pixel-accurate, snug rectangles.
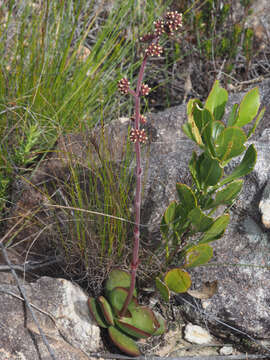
[118,11,183,144]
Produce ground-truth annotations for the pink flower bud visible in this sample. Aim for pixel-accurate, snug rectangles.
[118,78,130,94]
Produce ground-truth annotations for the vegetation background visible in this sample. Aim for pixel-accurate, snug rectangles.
[1,0,269,294]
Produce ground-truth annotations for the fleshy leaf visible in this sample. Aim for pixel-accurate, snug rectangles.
[199,214,230,243]
[186,99,203,146]
[227,103,239,126]
[161,201,188,242]
[108,326,141,357]
[164,268,191,293]
[215,127,246,163]
[105,269,137,297]
[235,87,260,127]
[87,297,108,328]
[153,311,167,336]
[176,183,197,214]
[182,122,197,143]
[116,306,159,339]
[199,153,223,186]
[184,244,213,268]
[155,277,170,303]
[163,201,177,226]
[211,121,225,142]
[188,207,214,232]
[194,106,215,155]
[204,80,228,121]
[219,145,257,186]
[98,296,114,326]
[108,287,138,315]
[207,180,243,208]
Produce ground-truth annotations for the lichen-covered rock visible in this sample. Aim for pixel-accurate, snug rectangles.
[0,277,100,360]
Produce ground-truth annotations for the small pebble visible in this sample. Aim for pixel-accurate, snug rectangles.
[259,180,270,228]
[259,198,270,228]
[219,345,234,355]
[184,323,212,345]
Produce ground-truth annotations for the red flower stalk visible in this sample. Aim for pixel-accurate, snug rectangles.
[118,11,183,317]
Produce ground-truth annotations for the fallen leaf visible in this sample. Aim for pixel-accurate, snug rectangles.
[187,280,218,299]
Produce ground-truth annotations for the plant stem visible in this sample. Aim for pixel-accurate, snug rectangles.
[119,55,148,317]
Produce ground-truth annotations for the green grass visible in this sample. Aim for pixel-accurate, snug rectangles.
[0,0,172,211]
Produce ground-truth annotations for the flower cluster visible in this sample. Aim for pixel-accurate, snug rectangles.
[118,78,130,95]
[145,43,163,57]
[140,33,156,42]
[154,19,165,36]
[130,114,147,124]
[140,83,151,96]
[129,128,148,144]
[164,11,183,35]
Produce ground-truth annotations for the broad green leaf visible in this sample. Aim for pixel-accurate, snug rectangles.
[164,268,191,293]
[116,306,159,339]
[227,103,239,126]
[182,122,197,142]
[199,153,223,186]
[155,277,170,303]
[193,106,215,154]
[184,244,213,268]
[176,183,197,214]
[191,100,204,131]
[235,87,260,127]
[108,287,138,315]
[186,99,204,146]
[105,269,137,297]
[161,202,188,244]
[199,214,230,243]
[204,80,228,121]
[163,201,177,225]
[193,102,213,133]
[219,145,257,186]
[108,326,140,357]
[187,98,204,118]
[88,297,108,328]
[98,296,114,326]
[247,107,265,138]
[215,127,246,163]
[207,180,243,209]
[211,121,225,142]
[188,207,214,232]
[161,201,178,239]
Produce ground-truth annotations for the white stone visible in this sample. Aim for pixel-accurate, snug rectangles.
[259,199,270,228]
[184,323,212,345]
[219,345,234,355]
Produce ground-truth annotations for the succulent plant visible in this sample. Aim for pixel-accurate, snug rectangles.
[88,269,166,356]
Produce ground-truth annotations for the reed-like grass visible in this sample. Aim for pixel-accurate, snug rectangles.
[0,0,171,207]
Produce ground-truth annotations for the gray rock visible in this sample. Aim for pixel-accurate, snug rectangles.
[0,276,100,360]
